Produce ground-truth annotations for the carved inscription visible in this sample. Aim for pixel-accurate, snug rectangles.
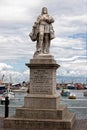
[30,69,54,94]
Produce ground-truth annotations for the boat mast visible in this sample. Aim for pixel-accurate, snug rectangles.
[1,74,5,84]
[9,74,13,84]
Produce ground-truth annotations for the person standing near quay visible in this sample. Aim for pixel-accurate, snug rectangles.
[29,7,55,56]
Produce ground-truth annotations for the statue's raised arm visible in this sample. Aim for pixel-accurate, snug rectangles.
[29,7,55,56]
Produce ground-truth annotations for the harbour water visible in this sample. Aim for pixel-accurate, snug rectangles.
[59,90,87,119]
[0,90,87,119]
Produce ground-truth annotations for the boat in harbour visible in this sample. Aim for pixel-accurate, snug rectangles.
[0,84,6,94]
[61,89,70,97]
[3,88,15,99]
[67,83,76,90]
[68,93,76,99]
[12,81,28,92]
[84,85,87,89]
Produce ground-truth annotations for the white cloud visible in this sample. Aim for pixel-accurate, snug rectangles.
[0,63,29,83]
[0,35,35,61]
[58,62,87,77]
[0,0,87,82]
[51,37,85,60]
[0,0,41,23]
[23,70,29,75]
[54,14,86,37]
[0,63,13,71]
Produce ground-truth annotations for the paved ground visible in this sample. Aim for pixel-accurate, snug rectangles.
[0,117,87,130]
[72,119,87,130]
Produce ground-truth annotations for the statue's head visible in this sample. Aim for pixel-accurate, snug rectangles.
[41,7,48,14]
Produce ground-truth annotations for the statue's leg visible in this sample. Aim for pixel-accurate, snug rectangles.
[34,32,44,56]
[43,33,50,54]
[37,25,44,53]
[38,32,44,53]
[36,35,40,51]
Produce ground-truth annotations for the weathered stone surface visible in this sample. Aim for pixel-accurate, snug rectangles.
[4,113,76,130]
[4,54,76,130]
[29,7,55,56]
[30,68,56,94]
[30,54,56,63]
[24,94,60,109]
[26,55,59,95]
[16,105,67,119]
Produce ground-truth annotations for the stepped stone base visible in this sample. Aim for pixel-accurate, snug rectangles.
[16,105,67,120]
[4,54,76,130]
[4,95,76,130]
[4,96,76,130]
[4,113,76,130]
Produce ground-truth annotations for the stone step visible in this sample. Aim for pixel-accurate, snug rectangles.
[63,112,76,128]
[24,94,60,109]
[4,113,76,130]
[16,105,67,120]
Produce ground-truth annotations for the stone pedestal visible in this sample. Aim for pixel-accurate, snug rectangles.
[26,54,59,95]
[4,54,76,130]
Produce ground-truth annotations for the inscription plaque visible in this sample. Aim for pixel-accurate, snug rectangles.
[30,69,56,94]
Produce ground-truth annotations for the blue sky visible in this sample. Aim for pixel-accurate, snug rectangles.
[0,0,87,83]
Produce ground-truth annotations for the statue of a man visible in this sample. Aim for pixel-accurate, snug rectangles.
[29,7,55,56]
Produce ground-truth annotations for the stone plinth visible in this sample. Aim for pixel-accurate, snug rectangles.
[4,54,76,130]
[26,54,59,95]
[24,94,60,109]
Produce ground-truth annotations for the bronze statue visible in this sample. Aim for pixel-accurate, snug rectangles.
[29,7,55,56]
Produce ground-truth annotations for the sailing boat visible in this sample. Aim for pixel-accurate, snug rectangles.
[3,84,15,99]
